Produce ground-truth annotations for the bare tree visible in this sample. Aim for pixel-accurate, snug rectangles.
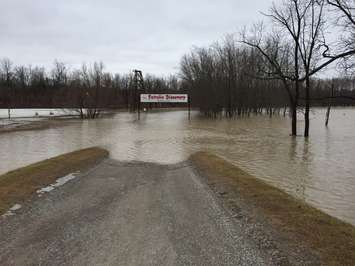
[326,0,355,73]
[51,60,68,88]
[242,24,299,135]
[298,0,325,137]
[0,58,13,119]
[14,65,29,89]
[181,36,290,119]
[297,0,355,135]
[243,0,355,137]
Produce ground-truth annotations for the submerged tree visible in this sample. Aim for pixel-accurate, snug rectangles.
[243,0,355,137]
[180,36,289,118]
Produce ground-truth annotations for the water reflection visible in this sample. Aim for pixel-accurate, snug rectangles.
[0,108,355,225]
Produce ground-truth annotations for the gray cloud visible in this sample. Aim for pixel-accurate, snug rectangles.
[0,0,273,75]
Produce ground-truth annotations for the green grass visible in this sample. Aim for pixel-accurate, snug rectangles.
[0,147,109,215]
[190,152,355,266]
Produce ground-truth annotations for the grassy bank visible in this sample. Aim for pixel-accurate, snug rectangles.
[190,152,355,266]
[0,147,109,215]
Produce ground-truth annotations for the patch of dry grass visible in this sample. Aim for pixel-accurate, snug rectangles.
[0,147,108,215]
[190,152,355,266]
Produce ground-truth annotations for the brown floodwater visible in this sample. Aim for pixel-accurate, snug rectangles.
[0,108,355,225]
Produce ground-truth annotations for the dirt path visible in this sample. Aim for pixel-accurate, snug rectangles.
[0,159,274,265]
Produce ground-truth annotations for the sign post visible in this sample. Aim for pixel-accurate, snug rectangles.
[138,93,141,120]
[139,94,190,120]
[188,96,191,121]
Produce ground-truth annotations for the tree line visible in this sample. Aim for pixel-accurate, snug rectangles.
[0,59,181,118]
[181,0,355,137]
[180,37,290,118]
[180,38,355,115]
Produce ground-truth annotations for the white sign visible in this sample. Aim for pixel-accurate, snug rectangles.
[140,94,188,103]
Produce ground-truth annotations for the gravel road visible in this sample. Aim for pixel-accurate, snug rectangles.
[0,159,271,265]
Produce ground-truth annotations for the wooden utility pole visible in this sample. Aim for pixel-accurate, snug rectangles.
[325,81,334,127]
[188,95,191,121]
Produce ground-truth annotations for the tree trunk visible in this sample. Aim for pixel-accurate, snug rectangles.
[290,81,299,137]
[291,103,297,136]
[304,103,310,137]
[304,78,310,137]
[325,105,331,127]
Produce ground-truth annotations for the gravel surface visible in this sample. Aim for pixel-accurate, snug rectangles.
[0,159,272,265]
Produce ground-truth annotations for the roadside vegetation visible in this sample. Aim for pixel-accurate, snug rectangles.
[0,147,108,215]
[191,152,355,265]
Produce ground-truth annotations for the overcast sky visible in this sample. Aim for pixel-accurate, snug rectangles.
[1,0,274,75]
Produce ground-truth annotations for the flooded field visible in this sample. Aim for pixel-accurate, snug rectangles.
[0,109,73,119]
[0,108,354,225]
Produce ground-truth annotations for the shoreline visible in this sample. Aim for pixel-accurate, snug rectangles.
[190,152,355,265]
